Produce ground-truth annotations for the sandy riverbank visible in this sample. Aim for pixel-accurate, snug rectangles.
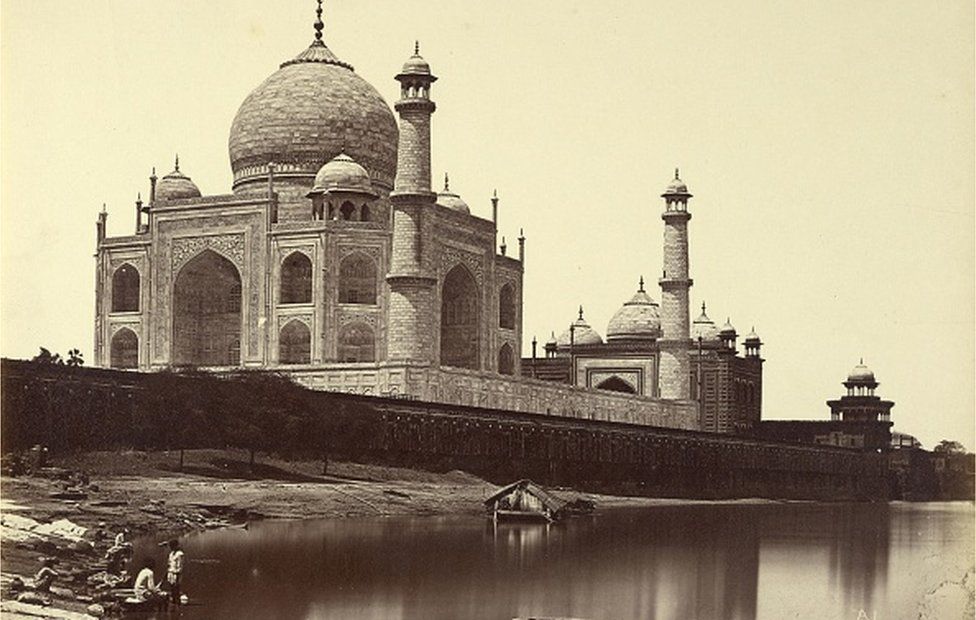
[1,448,722,618]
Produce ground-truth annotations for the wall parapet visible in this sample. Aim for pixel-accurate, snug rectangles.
[287,363,699,431]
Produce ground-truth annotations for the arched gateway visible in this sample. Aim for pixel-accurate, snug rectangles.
[440,264,480,370]
[172,250,242,367]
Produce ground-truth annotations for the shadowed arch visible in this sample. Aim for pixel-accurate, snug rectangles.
[441,264,480,370]
[112,263,140,312]
[110,328,138,369]
[337,322,375,362]
[172,249,242,367]
[279,319,311,365]
[498,343,515,375]
[280,251,312,304]
[499,283,516,329]
[596,376,636,394]
[339,253,377,304]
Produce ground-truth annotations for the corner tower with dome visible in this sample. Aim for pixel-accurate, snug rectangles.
[92,4,699,431]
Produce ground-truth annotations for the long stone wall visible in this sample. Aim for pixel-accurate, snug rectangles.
[363,397,889,500]
[1,359,891,501]
[287,363,699,430]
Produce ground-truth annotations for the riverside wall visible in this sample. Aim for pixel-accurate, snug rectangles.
[1,359,896,501]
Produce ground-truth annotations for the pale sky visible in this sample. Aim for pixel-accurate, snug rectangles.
[2,1,973,450]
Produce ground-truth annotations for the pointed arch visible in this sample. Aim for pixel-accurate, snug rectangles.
[279,320,311,365]
[596,376,637,394]
[441,263,480,370]
[111,263,140,312]
[498,343,515,375]
[498,283,516,329]
[172,249,242,367]
[280,251,312,304]
[110,328,139,369]
[339,253,377,304]
[337,322,375,362]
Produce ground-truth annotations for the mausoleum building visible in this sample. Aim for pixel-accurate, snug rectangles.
[92,4,765,432]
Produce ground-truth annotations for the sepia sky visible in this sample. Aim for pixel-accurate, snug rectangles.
[2,1,973,450]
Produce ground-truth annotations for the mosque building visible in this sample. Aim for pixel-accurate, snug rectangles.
[93,3,763,433]
[522,176,764,434]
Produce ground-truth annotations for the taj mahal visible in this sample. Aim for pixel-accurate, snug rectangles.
[93,3,764,434]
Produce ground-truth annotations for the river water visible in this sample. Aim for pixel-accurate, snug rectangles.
[131,502,972,620]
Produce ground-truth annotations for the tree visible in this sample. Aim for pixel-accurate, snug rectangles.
[66,349,84,367]
[221,371,304,473]
[933,440,966,454]
[31,347,63,365]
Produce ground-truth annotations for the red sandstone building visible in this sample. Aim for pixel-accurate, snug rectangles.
[753,361,894,450]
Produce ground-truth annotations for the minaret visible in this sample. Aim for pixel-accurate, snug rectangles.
[658,169,694,400]
[96,203,107,245]
[135,193,143,233]
[386,42,439,364]
[393,41,436,194]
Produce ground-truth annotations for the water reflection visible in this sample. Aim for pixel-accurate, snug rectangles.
[130,502,972,620]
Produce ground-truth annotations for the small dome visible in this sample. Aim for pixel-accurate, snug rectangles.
[719,318,736,337]
[663,168,690,196]
[401,53,431,76]
[692,305,720,341]
[606,281,661,341]
[436,174,469,214]
[155,159,201,201]
[744,327,761,343]
[309,153,376,197]
[557,309,603,347]
[546,331,558,346]
[847,360,876,384]
[397,42,435,79]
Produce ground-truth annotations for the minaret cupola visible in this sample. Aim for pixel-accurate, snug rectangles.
[743,327,762,358]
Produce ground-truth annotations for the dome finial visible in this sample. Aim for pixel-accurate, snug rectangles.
[415,40,420,55]
[444,172,450,192]
[101,202,107,214]
[860,357,864,364]
[701,301,706,314]
[578,305,584,320]
[675,167,680,180]
[174,154,180,172]
[638,275,645,293]
[314,0,324,42]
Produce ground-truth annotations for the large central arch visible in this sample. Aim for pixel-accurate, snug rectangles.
[440,264,480,370]
[172,249,242,367]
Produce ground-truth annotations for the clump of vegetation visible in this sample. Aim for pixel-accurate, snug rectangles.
[30,347,84,366]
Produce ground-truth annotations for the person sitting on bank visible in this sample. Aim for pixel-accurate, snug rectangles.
[32,557,59,592]
[113,527,130,548]
[133,559,166,608]
[166,539,185,606]
[105,529,133,575]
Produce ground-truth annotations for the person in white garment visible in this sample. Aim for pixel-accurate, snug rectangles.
[133,558,165,609]
[166,539,185,606]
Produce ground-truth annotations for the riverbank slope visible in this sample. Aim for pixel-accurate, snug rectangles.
[1,448,701,617]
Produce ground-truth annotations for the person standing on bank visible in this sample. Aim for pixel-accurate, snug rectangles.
[166,539,185,605]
